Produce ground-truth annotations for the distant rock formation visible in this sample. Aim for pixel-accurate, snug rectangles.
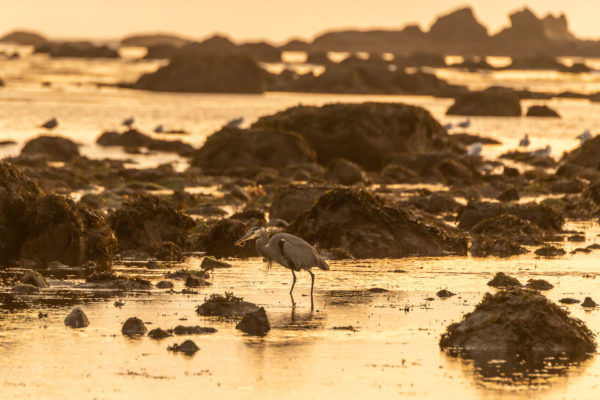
[427,7,488,44]
[0,30,47,46]
[34,41,119,58]
[120,33,189,47]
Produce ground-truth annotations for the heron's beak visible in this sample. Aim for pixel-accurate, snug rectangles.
[234,231,256,247]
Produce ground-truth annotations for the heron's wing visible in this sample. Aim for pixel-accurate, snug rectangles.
[271,233,325,270]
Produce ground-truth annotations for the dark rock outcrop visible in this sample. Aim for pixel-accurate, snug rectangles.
[168,340,199,355]
[526,105,560,118]
[428,7,488,45]
[35,41,119,58]
[457,201,563,231]
[21,136,80,162]
[191,127,315,173]
[97,129,194,157]
[561,136,600,168]
[487,272,522,288]
[288,188,467,258]
[64,308,89,328]
[0,30,47,46]
[195,292,260,317]
[236,307,271,336]
[447,87,522,116]
[269,184,330,223]
[253,102,457,171]
[325,158,368,185]
[148,328,172,339]
[122,317,148,336]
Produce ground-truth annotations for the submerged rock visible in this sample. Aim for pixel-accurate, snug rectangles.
[288,188,467,258]
[64,308,89,328]
[252,102,456,171]
[487,272,522,288]
[201,257,232,270]
[526,105,560,118]
[173,325,217,335]
[447,87,522,116]
[440,289,596,359]
[168,340,199,355]
[108,196,195,256]
[148,328,172,339]
[195,292,259,317]
[191,127,315,173]
[526,279,554,291]
[122,317,148,336]
[21,136,80,162]
[236,307,271,336]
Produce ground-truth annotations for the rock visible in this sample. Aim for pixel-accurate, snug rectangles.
[561,136,600,168]
[108,196,195,255]
[436,289,456,298]
[470,214,546,245]
[487,272,522,288]
[326,158,368,185]
[143,44,178,59]
[148,328,172,339]
[507,55,564,70]
[560,298,580,304]
[168,340,199,355]
[253,102,457,171]
[526,105,560,118]
[11,283,39,295]
[526,279,554,291]
[500,149,556,168]
[195,292,259,317]
[406,191,462,214]
[0,30,47,46]
[535,245,565,257]
[450,133,501,146]
[97,129,194,156]
[568,234,585,242]
[200,215,265,258]
[153,241,183,261]
[156,280,174,289]
[470,237,527,257]
[288,188,467,258]
[550,179,585,194]
[80,273,152,290]
[581,297,597,308]
[191,127,315,173]
[440,289,596,360]
[201,257,232,270]
[0,162,117,269]
[121,317,148,336]
[64,308,89,328]
[21,136,80,162]
[236,307,271,336]
[497,188,519,202]
[305,51,330,64]
[21,270,48,288]
[503,166,519,177]
[447,87,522,116]
[269,184,330,223]
[134,53,266,93]
[121,33,189,47]
[457,201,563,231]
[185,276,210,287]
[35,41,119,58]
[239,41,281,62]
[428,7,488,44]
[172,325,217,335]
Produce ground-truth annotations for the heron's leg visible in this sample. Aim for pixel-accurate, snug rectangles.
[290,270,297,307]
[309,270,315,309]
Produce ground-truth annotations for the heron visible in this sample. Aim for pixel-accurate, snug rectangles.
[40,117,58,130]
[122,117,135,128]
[519,134,530,147]
[235,226,329,309]
[226,117,244,128]
[578,130,592,143]
[467,142,482,156]
[457,118,471,128]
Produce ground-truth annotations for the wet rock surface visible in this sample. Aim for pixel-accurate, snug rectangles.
[236,307,271,336]
[148,328,172,339]
[440,289,596,359]
[195,293,260,317]
[34,41,119,58]
[447,87,522,116]
[156,280,174,289]
[168,340,199,355]
[122,317,148,336]
[64,307,89,328]
[458,201,564,231]
[535,245,566,257]
[21,136,80,162]
[288,188,467,258]
[269,184,330,223]
[436,289,456,298]
[200,257,232,270]
[200,214,265,258]
[80,272,152,291]
[11,283,39,295]
[526,105,560,118]
[97,129,194,156]
[526,279,554,291]
[487,272,522,288]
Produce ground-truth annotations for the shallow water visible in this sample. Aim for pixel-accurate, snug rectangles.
[2,49,600,399]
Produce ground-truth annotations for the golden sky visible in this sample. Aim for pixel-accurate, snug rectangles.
[1,0,598,43]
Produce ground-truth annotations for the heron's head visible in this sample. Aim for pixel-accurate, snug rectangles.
[234,226,264,246]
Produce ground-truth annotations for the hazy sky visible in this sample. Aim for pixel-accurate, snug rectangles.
[1,0,599,43]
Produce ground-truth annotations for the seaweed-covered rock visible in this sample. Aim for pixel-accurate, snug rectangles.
[200,213,266,258]
[458,201,563,231]
[470,214,546,245]
[21,136,80,162]
[173,325,217,335]
[156,280,174,289]
[561,136,600,168]
[325,158,367,185]
[195,292,259,317]
[64,308,89,328]
[122,317,148,336]
[97,129,193,156]
[526,279,554,291]
[236,307,271,336]
[405,191,462,214]
[487,272,522,288]
[153,241,183,261]
[447,87,522,116]
[134,53,266,93]
[191,127,315,173]
[108,196,195,255]
[470,236,527,257]
[440,289,596,359]
[500,149,556,168]
[382,152,482,185]
[582,297,597,308]
[185,275,210,287]
[252,102,456,171]
[148,328,172,339]
[535,245,566,257]
[497,188,520,202]
[437,289,456,298]
[168,340,199,355]
[269,184,330,223]
[80,273,152,290]
[526,105,560,118]
[288,188,467,258]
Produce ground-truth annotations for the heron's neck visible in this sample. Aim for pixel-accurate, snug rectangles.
[255,230,270,256]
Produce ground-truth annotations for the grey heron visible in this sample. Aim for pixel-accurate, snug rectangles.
[235,227,329,308]
[40,118,58,130]
[519,134,530,147]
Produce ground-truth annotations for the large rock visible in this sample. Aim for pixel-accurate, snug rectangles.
[561,136,600,168]
[526,105,560,118]
[447,87,522,116]
[21,136,80,162]
[0,30,47,46]
[0,161,117,269]
[34,41,119,58]
[122,317,148,336]
[457,201,564,231]
[108,196,195,255]
[269,184,330,223]
[64,308,89,328]
[143,44,178,59]
[134,53,267,93]
[200,213,266,258]
[326,158,368,185]
[236,307,271,336]
[440,289,595,360]
[428,7,488,44]
[253,102,456,171]
[191,127,315,173]
[239,41,281,62]
[288,188,468,258]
